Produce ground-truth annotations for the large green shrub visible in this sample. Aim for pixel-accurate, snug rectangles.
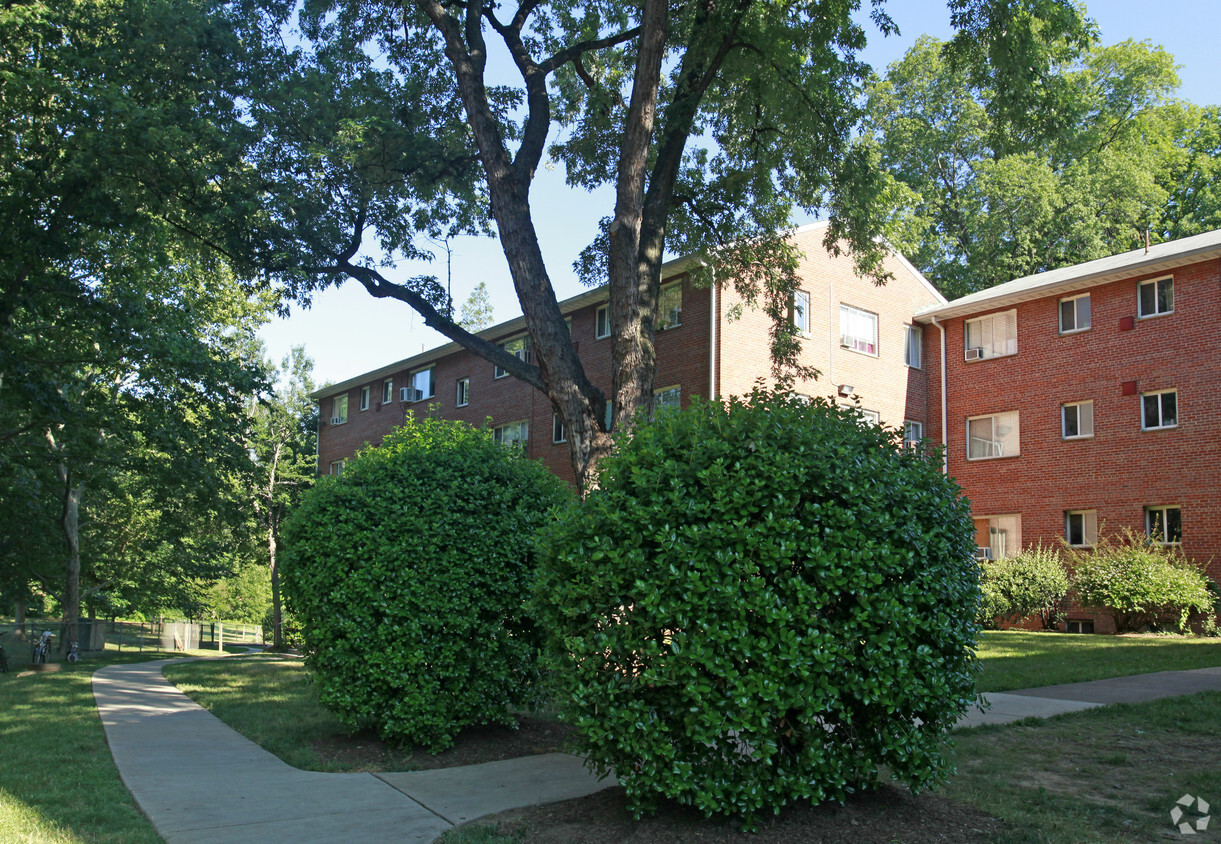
[281,415,571,751]
[978,546,1070,630]
[535,391,981,824]
[1067,529,1214,633]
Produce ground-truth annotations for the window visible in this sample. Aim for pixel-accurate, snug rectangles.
[851,407,880,426]
[903,420,923,449]
[657,283,682,330]
[382,379,394,405]
[330,395,348,425]
[904,325,922,369]
[792,290,811,335]
[1065,510,1098,547]
[495,335,531,378]
[1146,505,1182,544]
[1059,293,1091,333]
[552,415,566,443]
[329,459,346,475]
[1066,620,1094,634]
[1141,389,1177,430]
[493,420,529,448]
[401,368,434,402]
[1062,401,1094,439]
[1138,276,1173,317]
[967,411,1020,459]
[359,385,370,411]
[964,310,1017,360]
[595,305,610,340]
[654,385,681,411]
[456,378,469,408]
[976,515,1021,560]
[839,305,877,355]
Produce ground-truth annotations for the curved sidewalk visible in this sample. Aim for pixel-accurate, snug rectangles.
[95,658,1221,843]
[93,658,614,843]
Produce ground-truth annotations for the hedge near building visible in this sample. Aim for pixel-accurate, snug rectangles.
[282,415,571,751]
[535,391,981,824]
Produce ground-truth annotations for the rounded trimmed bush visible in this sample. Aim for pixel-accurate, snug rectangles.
[282,415,572,751]
[535,390,981,823]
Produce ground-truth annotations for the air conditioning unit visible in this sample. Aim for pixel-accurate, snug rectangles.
[976,546,993,560]
[965,348,984,361]
[400,387,423,402]
[330,417,343,425]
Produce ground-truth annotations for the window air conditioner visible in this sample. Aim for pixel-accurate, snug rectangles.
[965,348,984,360]
[976,546,993,560]
[330,417,343,425]
[400,387,423,402]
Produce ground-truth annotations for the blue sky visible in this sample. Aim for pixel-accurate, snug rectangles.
[259,1,1221,386]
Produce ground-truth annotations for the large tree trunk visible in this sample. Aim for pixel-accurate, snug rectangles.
[58,471,84,655]
[269,522,283,649]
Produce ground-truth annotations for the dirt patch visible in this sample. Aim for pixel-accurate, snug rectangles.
[469,783,1004,843]
[312,716,576,771]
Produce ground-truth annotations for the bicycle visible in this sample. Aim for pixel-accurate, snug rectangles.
[31,630,52,664]
[66,639,80,663]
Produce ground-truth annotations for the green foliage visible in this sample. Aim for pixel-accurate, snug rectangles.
[281,416,572,752]
[978,546,1070,630]
[534,390,981,824]
[1067,530,1214,634]
[864,34,1220,297]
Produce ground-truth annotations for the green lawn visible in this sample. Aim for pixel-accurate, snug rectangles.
[975,630,1221,692]
[0,648,223,844]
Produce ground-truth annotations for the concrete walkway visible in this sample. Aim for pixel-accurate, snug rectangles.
[94,659,1221,843]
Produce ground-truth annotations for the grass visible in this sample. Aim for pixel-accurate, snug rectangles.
[942,692,1221,842]
[975,630,1221,692]
[0,647,230,843]
[162,656,415,772]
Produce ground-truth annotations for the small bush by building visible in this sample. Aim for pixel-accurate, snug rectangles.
[1066,529,1214,634]
[534,390,981,825]
[978,546,1070,630]
[281,415,572,752]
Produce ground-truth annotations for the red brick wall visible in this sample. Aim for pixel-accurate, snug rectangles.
[923,258,1221,597]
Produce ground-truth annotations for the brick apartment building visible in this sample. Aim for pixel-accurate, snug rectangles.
[914,229,1221,630]
[313,225,1221,630]
[313,221,945,486]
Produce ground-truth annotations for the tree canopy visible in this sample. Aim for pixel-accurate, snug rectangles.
[231,0,1094,486]
[864,33,1221,297]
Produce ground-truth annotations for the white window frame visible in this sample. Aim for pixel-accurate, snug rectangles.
[1137,276,1174,318]
[401,367,435,402]
[1141,389,1177,430]
[382,379,394,405]
[1061,401,1094,439]
[1058,293,1091,334]
[494,334,532,378]
[493,420,529,448]
[904,325,922,369]
[1064,510,1098,548]
[654,384,681,411]
[903,420,923,449]
[967,411,1020,460]
[455,378,469,408]
[657,282,683,331]
[839,304,878,356]
[978,515,1021,560]
[964,309,1018,361]
[792,290,811,336]
[552,414,566,444]
[331,395,348,425]
[1146,505,1182,544]
[595,305,610,340]
[359,385,370,411]
[329,459,346,475]
[851,407,880,426]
